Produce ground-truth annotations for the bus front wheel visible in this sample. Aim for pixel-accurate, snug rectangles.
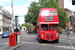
[55,39,59,43]
[38,35,42,43]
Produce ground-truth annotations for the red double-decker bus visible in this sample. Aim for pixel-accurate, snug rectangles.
[36,8,59,43]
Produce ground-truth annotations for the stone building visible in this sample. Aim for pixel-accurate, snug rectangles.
[0,6,12,34]
[55,0,64,9]
[64,8,72,28]
[55,0,73,31]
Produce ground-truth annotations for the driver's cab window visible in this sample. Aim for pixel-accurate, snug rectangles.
[41,24,48,30]
[49,25,56,30]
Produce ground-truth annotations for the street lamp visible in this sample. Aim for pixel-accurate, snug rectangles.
[15,16,18,44]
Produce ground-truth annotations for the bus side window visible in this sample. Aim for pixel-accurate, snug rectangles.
[37,26,39,32]
[39,25,40,30]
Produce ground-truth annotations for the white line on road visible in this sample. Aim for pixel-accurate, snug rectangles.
[68,40,73,47]
[55,46,75,49]
[24,42,56,46]
[55,40,75,49]
[25,41,75,49]
[68,40,75,49]
[0,43,8,45]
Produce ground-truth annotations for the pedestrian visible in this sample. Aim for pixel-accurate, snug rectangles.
[67,29,70,37]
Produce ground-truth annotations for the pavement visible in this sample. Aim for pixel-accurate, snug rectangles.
[1,41,26,50]
[59,33,75,40]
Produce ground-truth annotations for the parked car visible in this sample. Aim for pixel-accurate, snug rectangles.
[2,32,9,38]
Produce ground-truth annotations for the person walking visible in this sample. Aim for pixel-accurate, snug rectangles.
[66,29,70,37]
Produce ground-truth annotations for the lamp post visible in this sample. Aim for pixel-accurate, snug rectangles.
[15,16,18,44]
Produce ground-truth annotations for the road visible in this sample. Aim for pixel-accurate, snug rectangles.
[0,36,9,49]
[0,31,75,50]
[17,34,75,50]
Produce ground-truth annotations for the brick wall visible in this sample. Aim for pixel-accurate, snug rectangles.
[55,0,64,9]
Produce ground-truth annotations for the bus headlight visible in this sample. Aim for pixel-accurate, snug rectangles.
[56,35,58,37]
[42,35,44,37]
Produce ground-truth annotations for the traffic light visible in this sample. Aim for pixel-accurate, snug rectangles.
[14,28,19,32]
[72,0,75,5]
[70,16,73,25]
[74,22,75,28]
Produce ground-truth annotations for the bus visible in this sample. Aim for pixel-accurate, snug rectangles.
[36,8,59,43]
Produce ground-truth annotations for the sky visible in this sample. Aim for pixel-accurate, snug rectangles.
[0,0,75,25]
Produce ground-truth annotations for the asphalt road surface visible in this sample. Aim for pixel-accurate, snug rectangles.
[17,34,75,50]
[0,31,75,50]
[0,36,9,49]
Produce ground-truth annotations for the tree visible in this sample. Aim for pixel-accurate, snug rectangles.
[21,23,30,30]
[25,2,40,25]
[25,0,68,29]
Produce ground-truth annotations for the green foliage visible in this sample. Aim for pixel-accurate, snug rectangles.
[25,2,40,25]
[57,7,67,29]
[66,16,70,22]
[21,23,30,30]
[25,0,68,29]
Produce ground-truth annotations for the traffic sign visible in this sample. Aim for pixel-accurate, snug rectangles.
[13,18,19,22]
[66,22,69,26]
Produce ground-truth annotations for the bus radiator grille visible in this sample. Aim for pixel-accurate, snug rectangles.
[45,34,55,40]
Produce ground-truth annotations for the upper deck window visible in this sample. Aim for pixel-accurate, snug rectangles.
[41,10,49,16]
[50,11,57,15]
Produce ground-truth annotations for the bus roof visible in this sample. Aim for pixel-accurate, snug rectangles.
[40,8,57,12]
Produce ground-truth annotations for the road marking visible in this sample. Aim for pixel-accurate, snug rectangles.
[0,43,8,45]
[55,46,75,49]
[25,42,75,49]
[55,40,75,49]
[24,42,56,46]
[68,40,73,47]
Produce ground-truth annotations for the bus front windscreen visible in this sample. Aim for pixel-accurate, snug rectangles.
[41,24,48,30]
[49,26,56,30]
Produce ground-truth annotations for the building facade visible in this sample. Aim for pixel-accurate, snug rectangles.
[64,8,72,27]
[0,6,12,34]
[55,0,73,31]
[45,0,64,9]
[55,0,64,9]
